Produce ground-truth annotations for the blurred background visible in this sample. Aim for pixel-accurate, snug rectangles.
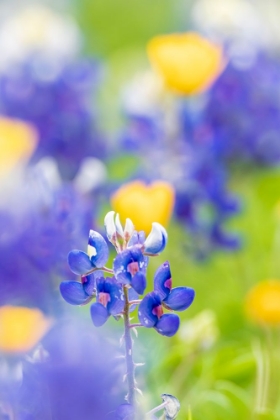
[1,0,280,419]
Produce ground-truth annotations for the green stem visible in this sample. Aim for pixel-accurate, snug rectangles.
[123,285,136,406]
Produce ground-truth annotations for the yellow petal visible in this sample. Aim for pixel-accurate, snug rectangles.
[0,117,37,178]
[147,32,225,95]
[0,306,52,353]
[110,180,175,235]
[245,280,280,326]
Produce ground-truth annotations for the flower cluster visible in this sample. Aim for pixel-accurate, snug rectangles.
[60,211,195,337]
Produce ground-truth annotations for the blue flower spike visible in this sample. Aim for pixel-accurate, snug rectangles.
[68,230,109,275]
[90,277,124,327]
[60,211,193,412]
[144,222,168,255]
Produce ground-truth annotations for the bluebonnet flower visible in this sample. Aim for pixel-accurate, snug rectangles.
[90,277,125,327]
[67,229,109,275]
[59,273,97,305]
[138,262,195,337]
[113,247,148,295]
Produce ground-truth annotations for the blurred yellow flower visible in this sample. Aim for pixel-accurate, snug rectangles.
[245,280,280,326]
[111,180,175,235]
[0,117,37,178]
[0,306,52,353]
[147,32,225,95]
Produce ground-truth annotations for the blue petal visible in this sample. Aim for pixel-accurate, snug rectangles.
[164,287,195,311]
[90,302,109,327]
[154,261,172,300]
[60,281,93,305]
[154,313,180,337]
[144,222,168,254]
[88,230,109,267]
[68,250,93,275]
[138,292,161,328]
[130,272,146,295]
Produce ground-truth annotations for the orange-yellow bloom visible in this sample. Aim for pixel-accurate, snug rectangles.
[110,180,175,235]
[147,32,225,95]
[245,280,280,326]
[0,117,37,178]
[0,306,52,353]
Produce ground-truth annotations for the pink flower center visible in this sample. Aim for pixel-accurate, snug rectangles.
[152,304,164,319]
[164,277,172,290]
[127,261,139,276]
[98,292,111,307]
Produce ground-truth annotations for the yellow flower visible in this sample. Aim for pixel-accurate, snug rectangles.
[147,32,225,95]
[245,280,280,326]
[110,180,175,235]
[0,117,37,178]
[0,306,52,353]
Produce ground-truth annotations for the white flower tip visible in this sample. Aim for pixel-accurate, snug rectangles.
[115,213,124,237]
[104,211,116,239]
[124,218,135,238]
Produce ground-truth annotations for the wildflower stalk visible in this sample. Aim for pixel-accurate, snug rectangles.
[123,285,136,406]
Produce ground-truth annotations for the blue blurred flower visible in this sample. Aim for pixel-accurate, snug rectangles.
[180,53,280,166]
[119,112,240,258]
[0,317,126,420]
[0,168,94,313]
[0,56,107,180]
